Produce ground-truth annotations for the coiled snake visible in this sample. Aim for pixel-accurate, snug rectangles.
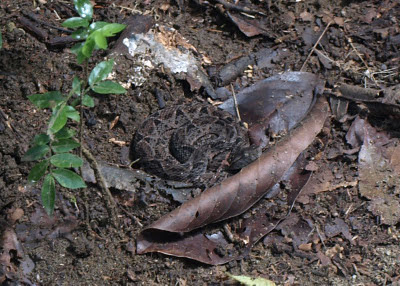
[130,102,255,183]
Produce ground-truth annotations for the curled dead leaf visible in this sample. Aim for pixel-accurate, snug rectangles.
[136,96,330,263]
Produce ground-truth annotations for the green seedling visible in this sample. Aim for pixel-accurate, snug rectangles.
[22,0,126,215]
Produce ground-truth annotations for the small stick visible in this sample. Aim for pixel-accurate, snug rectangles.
[346,37,378,86]
[81,146,119,227]
[300,21,332,72]
[315,225,326,248]
[230,83,241,122]
[26,13,72,33]
[214,0,265,16]
[0,107,23,138]
[120,206,143,227]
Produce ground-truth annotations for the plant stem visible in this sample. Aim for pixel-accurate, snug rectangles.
[80,61,89,225]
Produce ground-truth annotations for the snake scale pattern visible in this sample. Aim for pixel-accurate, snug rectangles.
[131,102,252,183]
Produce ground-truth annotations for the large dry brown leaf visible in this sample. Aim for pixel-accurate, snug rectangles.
[137,96,330,260]
[220,72,324,146]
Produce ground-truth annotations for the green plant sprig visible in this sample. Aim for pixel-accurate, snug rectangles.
[62,0,126,64]
[22,0,126,216]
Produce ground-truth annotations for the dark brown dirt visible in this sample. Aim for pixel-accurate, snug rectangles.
[1,0,399,285]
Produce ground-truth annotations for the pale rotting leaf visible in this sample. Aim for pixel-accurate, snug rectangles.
[136,96,330,263]
[347,116,400,225]
[368,197,400,226]
[0,227,27,282]
[226,273,276,286]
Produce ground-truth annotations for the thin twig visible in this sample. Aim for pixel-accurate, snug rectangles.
[230,83,241,122]
[214,0,266,16]
[315,224,326,248]
[346,37,378,86]
[81,145,119,227]
[120,206,143,227]
[0,107,23,138]
[79,64,88,225]
[25,12,72,33]
[300,21,332,72]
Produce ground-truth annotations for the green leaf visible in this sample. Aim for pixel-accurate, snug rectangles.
[88,59,114,86]
[28,160,50,183]
[65,106,80,122]
[52,168,86,189]
[70,42,89,63]
[72,76,81,96]
[22,145,50,161]
[33,134,50,146]
[89,21,109,32]
[70,98,80,107]
[71,42,84,54]
[54,127,76,140]
[48,103,68,134]
[28,91,64,109]
[74,0,93,20]
[62,17,89,28]
[50,154,83,168]
[81,35,96,57]
[99,23,126,37]
[52,139,80,153]
[92,80,126,94]
[94,32,107,49]
[76,50,87,64]
[71,28,89,40]
[42,174,56,216]
[82,94,95,107]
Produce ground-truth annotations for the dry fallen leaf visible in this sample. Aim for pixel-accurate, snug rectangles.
[136,96,330,264]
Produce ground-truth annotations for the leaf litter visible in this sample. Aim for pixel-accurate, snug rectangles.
[77,72,329,264]
[2,0,400,283]
[136,74,330,264]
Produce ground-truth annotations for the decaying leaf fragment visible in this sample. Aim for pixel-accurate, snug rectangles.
[136,96,330,263]
[347,116,400,225]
